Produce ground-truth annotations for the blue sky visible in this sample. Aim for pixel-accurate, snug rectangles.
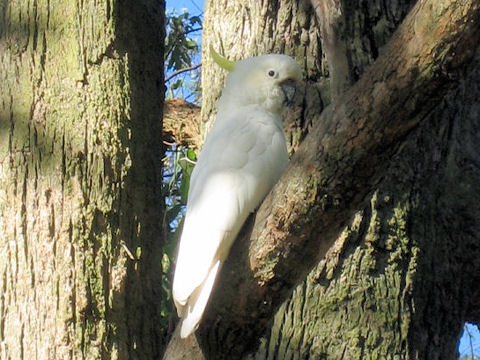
[165,0,204,102]
[166,1,480,358]
[168,0,204,13]
[459,323,480,358]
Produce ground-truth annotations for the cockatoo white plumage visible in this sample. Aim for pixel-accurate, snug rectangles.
[172,47,302,338]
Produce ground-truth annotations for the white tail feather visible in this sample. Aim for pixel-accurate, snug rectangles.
[180,260,222,338]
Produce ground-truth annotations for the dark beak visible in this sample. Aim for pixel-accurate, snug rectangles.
[280,79,297,106]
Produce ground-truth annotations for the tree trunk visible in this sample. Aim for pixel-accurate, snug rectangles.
[164,0,480,359]
[0,1,165,359]
[249,60,480,359]
[251,2,480,357]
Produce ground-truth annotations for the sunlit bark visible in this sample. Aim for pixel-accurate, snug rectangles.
[0,1,165,358]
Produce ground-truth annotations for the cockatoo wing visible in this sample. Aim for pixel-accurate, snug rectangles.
[172,107,288,338]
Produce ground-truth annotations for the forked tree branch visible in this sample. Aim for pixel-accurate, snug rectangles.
[163,0,480,358]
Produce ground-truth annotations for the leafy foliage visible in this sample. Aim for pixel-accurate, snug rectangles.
[163,146,197,229]
[165,10,201,71]
[165,9,202,102]
[159,5,203,326]
[160,145,197,324]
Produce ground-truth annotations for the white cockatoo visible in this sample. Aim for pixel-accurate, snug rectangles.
[172,47,302,338]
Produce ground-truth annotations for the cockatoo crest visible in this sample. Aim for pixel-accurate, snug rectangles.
[172,47,302,338]
[209,46,236,72]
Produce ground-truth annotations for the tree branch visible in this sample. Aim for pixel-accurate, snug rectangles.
[164,63,202,83]
[312,0,352,101]
[164,0,480,358]
[165,26,203,59]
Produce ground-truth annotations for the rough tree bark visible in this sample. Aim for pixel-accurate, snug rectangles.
[163,99,202,151]
[164,0,480,359]
[251,59,480,360]
[0,1,165,359]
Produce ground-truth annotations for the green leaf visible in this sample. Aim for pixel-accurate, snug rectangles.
[179,173,190,204]
[190,16,202,26]
[186,38,198,50]
[161,253,171,273]
[171,79,183,90]
[187,148,197,161]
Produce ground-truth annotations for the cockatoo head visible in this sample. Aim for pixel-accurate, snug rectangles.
[211,47,303,115]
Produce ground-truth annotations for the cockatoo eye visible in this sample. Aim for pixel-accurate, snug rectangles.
[268,70,276,77]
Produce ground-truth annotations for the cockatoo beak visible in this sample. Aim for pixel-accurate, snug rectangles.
[280,79,297,105]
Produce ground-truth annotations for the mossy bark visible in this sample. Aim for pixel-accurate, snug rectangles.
[0,1,165,359]
[164,0,480,359]
[248,1,480,358]
[249,66,480,359]
[249,1,480,356]
[250,2,480,359]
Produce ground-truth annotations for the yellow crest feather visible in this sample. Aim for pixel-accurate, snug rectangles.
[209,45,235,72]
